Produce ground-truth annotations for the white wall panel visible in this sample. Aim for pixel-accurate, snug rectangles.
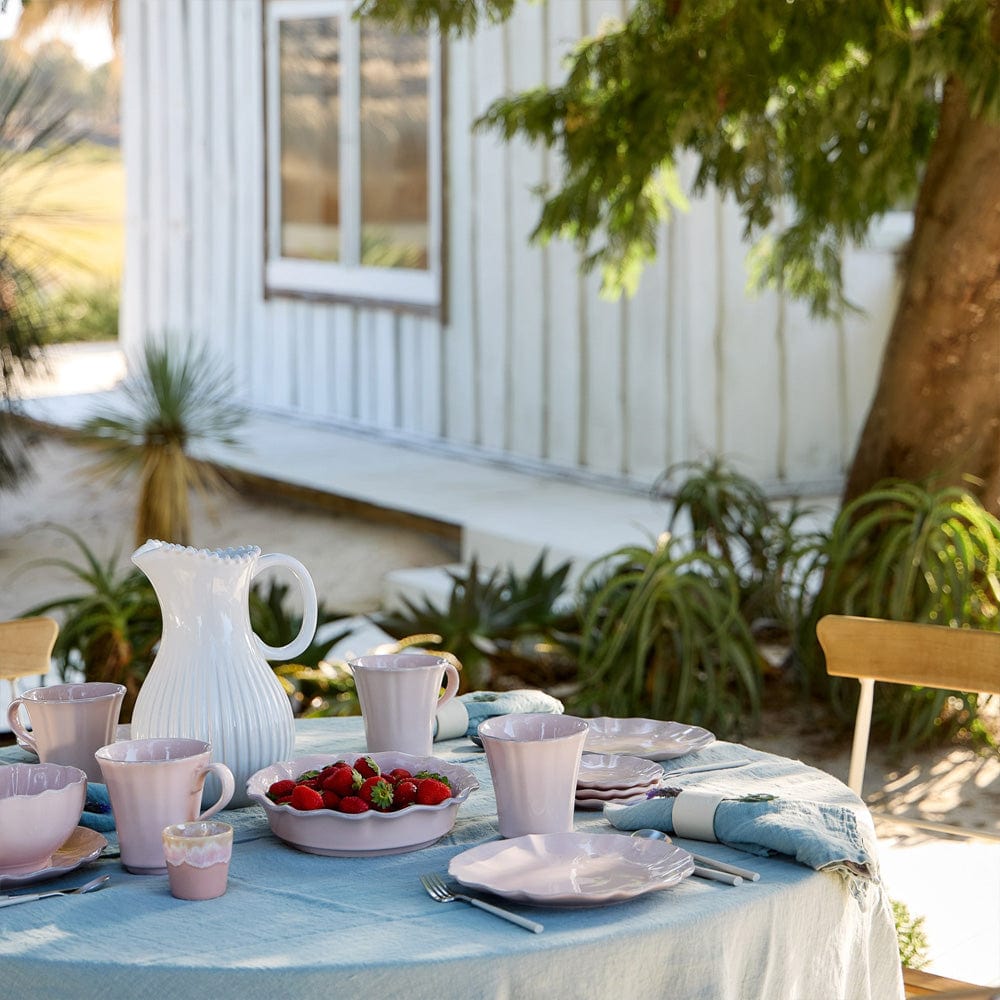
[120,0,900,500]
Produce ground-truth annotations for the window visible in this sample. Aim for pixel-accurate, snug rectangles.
[264,0,443,310]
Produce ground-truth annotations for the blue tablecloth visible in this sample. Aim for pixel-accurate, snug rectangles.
[0,718,904,1000]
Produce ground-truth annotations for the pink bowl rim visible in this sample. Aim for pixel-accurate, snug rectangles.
[246,751,478,823]
[478,712,589,743]
[18,682,126,704]
[0,762,87,800]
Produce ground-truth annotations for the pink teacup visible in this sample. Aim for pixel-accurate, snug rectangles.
[479,713,589,838]
[349,653,460,757]
[7,682,126,782]
[95,738,234,875]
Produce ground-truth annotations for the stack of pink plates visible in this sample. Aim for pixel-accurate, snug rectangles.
[574,752,663,811]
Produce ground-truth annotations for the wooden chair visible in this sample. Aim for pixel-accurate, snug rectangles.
[817,615,1000,999]
[0,616,59,708]
[816,614,1000,808]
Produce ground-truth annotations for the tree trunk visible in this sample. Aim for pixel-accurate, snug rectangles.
[843,75,1000,516]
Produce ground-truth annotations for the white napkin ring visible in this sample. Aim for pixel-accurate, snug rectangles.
[433,698,470,741]
[672,789,727,842]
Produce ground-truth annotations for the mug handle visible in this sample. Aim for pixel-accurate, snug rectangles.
[197,763,235,820]
[5,699,36,755]
[251,553,319,661]
[437,662,461,709]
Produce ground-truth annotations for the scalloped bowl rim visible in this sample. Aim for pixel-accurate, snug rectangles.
[246,751,478,821]
[0,762,88,799]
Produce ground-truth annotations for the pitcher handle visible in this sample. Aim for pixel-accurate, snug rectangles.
[6,699,36,755]
[252,553,319,662]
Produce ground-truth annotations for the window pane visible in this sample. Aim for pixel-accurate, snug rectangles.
[359,24,429,271]
[279,17,340,262]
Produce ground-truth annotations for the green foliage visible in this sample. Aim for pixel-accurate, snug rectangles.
[79,339,246,546]
[20,526,162,721]
[374,553,577,689]
[0,53,80,488]
[800,480,1000,747]
[355,0,514,36]
[575,533,762,737]
[364,0,1000,315]
[40,280,118,343]
[654,458,824,636]
[892,898,930,970]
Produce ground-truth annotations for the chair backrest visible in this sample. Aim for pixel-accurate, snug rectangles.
[817,614,1000,695]
[0,616,59,681]
[816,614,1000,797]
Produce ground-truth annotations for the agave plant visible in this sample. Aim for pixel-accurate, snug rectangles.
[654,458,825,643]
[574,532,763,738]
[800,479,1000,747]
[79,339,246,546]
[374,553,577,690]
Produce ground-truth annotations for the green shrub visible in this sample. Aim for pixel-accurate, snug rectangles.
[574,533,762,737]
[40,281,119,343]
[798,480,1000,748]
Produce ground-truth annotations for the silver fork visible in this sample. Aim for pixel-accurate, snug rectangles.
[420,873,544,933]
[0,874,110,908]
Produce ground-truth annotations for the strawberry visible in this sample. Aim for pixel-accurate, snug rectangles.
[354,756,381,780]
[358,775,395,811]
[322,764,361,797]
[338,795,370,814]
[386,768,412,784]
[414,770,451,788]
[321,790,342,810]
[290,784,324,811]
[393,779,419,809]
[415,778,452,806]
[267,778,296,801]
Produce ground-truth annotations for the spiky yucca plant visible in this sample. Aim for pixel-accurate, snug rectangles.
[80,340,246,546]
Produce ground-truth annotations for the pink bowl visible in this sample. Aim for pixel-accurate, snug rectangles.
[247,751,478,857]
[0,763,87,876]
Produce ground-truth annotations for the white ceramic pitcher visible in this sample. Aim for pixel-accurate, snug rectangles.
[130,541,318,808]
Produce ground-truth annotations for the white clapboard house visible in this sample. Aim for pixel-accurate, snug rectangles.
[117,0,906,561]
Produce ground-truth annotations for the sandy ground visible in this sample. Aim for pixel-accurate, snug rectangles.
[0,434,457,621]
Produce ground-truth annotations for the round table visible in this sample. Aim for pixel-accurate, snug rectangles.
[0,717,904,1000]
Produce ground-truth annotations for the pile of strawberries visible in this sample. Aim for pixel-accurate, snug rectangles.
[266,755,454,814]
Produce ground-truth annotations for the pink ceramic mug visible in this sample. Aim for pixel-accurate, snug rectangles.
[7,682,126,782]
[479,713,589,838]
[95,738,235,875]
[349,653,461,757]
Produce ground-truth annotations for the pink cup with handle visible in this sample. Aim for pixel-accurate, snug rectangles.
[349,653,460,757]
[7,682,126,782]
[95,738,234,875]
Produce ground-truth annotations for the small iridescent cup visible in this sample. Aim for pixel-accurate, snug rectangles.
[161,820,233,900]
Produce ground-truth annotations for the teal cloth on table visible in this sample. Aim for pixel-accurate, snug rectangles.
[434,689,563,740]
[0,721,904,1000]
[80,782,115,833]
[604,746,879,883]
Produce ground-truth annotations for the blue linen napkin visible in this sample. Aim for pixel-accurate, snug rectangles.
[79,782,116,833]
[604,746,880,882]
[434,689,564,740]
